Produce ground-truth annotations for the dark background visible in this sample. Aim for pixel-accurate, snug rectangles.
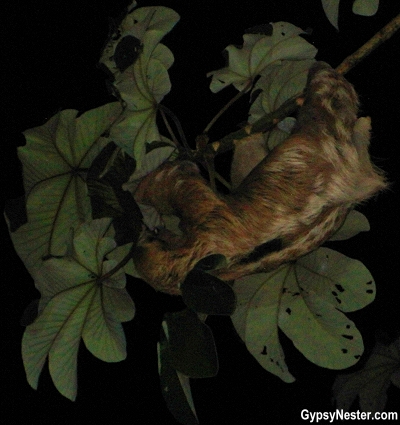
[2,1,399,424]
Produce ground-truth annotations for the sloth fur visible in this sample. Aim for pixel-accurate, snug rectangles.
[133,62,386,295]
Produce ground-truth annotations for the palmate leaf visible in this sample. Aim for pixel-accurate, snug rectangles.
[100,6,180,163]
[279,249,373,369]
[233,247,375,380]
[208,22,317,93]
[22,218,135,401]
[333,338,400,413]
[232,268,296,383]
[5,103,122,278]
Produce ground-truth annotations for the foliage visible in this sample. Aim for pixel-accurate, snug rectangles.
[99,4,179,163]
[321,0,380,30]
[333,338,400,413]
[231,216,375,383]
[207,22,317,92]
[22,218,135,401]
[4,1,395,423]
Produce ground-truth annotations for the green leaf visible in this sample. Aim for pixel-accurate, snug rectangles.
[158,324,199,424]
[260,118,297,157]
[233,247,374,377]
[122,140,177,191]
[5,103,122,278]
[232,268,296,383]
[163,309,218,378]
[353,0,379,17]
[181,269,236,315]
[333,338,400,413]
[100,6,180,163]
[329,210,370,241]
[278,255,367,369]
[294,247,376,313]
[208,22,317,93]
[22,219,135,401]
[249,59,315,120]
[321,0,340,29]
[100,6,179,79]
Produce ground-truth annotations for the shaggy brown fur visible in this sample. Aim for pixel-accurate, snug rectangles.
[133,62,386,295]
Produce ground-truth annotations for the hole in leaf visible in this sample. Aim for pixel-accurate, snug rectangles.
[114,35,142,72]
[341,334,354,340]
[335,284,345,292]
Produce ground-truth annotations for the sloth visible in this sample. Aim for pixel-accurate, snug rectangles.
[132,62,386,295]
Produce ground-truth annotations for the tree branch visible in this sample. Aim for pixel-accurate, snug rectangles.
[336,13,400,75]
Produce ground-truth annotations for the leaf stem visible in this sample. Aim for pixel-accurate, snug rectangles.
[203,79,253,134]
[158,104,192,154]
[97,243,136,284]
